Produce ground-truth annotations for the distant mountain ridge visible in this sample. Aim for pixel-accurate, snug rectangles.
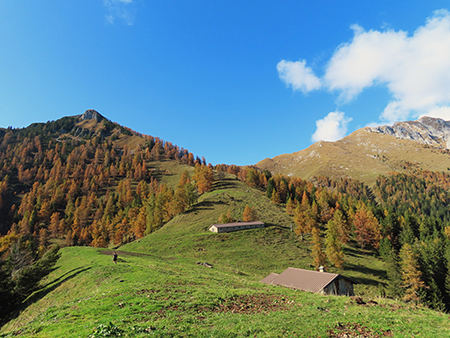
[366,116,450,149]
[256,116,450,185]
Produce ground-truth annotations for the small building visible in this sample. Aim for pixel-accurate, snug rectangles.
[260,267,358,296]
[208,221,265,233]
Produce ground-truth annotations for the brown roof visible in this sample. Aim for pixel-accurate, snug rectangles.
[260,267,357,293]
[210,221,264,228]
[259,273,279,285]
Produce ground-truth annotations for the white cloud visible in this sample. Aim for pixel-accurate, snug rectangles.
[276,59,322,93]
[103,0,136,25]
[311,111,352,142]
[280,9,450,124]
[421,106,450,120]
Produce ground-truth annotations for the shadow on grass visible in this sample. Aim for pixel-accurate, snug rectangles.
[345,245,377,257]
[4,266,93,326]
[212,179,239,191]
[186,200,227,213]
[264,223,291,231]
[344,262,387,286]
[28,266,92,305]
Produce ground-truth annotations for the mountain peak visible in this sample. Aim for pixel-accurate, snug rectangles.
[80,109,104,122]
[366,116,450,149]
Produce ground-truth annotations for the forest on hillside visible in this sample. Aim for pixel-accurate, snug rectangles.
[1,116,450,319]
[217,165,450,311]
[0,116,214,321]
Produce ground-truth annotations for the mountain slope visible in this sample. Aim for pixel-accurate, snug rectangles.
[1,175,448,337]
[257,120,450,185]
[0,109,203,240]
[3,244,448,338]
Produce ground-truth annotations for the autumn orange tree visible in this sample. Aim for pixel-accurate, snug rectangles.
[192,164,214,194]
[352,202,381,249]
[400,242,426,304]
[293,201,318,241]
[242,205,257,222]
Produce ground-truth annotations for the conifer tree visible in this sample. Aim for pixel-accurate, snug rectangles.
[192,164,213,194]
[311,227,326,268]
[325,217,344,268]
[242,205,257,222]
[353,202,381,249]
[400,242,426,304]
[294,204,317,241]
[271,190,281,204]
[332,209,350,244]
[285,197,296,216]
[266,178,276,199]
[385,248,404,299]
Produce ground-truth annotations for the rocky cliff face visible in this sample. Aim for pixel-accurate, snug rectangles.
[80,109,104,122]
[366,116,450,149]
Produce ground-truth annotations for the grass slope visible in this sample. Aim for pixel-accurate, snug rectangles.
[257,129,450,186]
[1,247,448,337]
[2,175,450,337]
[123,175,387,295]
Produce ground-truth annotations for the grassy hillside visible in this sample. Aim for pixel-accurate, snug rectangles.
[1,246,449,337]
[4,173,449,337]
[123,174,387,295]
[257,129,450,186]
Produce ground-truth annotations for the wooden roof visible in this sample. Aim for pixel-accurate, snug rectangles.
[259,273,279,285]
[260,267,357,293]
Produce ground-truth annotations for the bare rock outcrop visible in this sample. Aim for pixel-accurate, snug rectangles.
[80,109,104,122]
[366,116,450,149]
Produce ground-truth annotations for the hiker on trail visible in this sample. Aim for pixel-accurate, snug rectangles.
[113,252,118,264]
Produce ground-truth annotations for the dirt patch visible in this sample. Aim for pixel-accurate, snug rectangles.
[328,323,393,337]
[350,296,380,307]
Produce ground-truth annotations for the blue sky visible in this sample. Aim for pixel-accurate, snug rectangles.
[1,1,450,165]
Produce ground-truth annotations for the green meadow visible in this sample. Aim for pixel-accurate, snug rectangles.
[2,176,450,337]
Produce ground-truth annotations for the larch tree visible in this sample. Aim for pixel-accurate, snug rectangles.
[311,227,326,268]
[285,197,296,216]
[294,204,317,241]
[325,216,344,268]
[242,205,257,222]
[193,164,214,194]
[353,202,381,249]
[331,209,350,244]
[400,242,426,304]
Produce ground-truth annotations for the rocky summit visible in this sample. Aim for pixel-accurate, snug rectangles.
[366,116,450,149]
[80,109,104,122]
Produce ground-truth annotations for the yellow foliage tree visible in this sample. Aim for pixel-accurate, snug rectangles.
[311,227,326,268]
[193,164,214,194]
[400,243,426,304]
[242,205,257,222]
[325,217,344,268]
[353,202,381,249]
